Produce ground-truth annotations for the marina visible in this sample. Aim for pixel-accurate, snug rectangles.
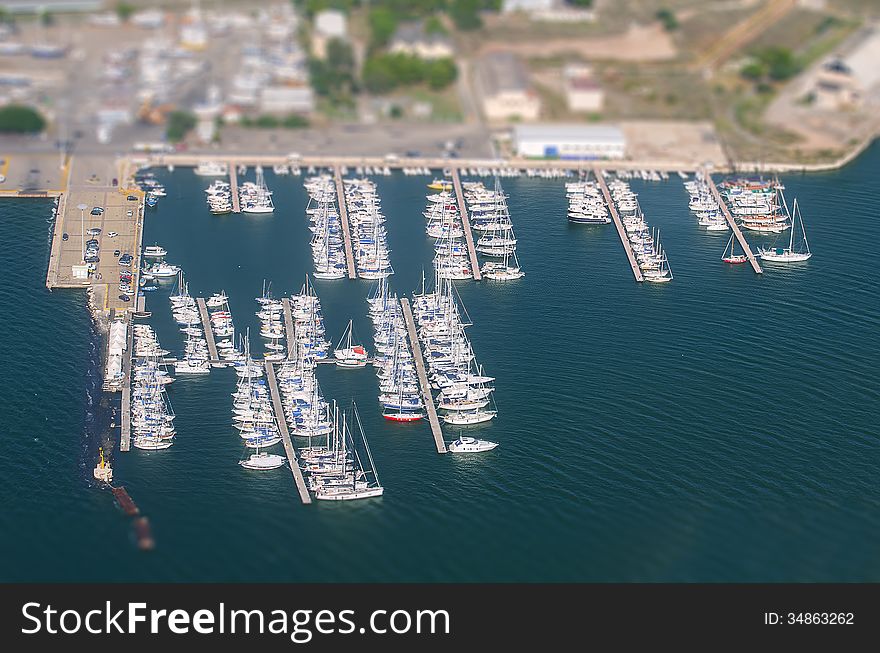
[451,168,482,281]
[399,298,446,454]
[705,175,763,274]
[265,360,312,505]
[334,165,358,280]
[196,297,220,364]
[596,171,644,283]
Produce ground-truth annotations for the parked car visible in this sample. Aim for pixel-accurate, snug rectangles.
[62,233,69,241]
[107,231,118,238]
[118,294,130,302]
[126,210,133,217]
[127,195,137,201]
[87,227,102,235]
[113,249,121,257]
[90,207,103,216]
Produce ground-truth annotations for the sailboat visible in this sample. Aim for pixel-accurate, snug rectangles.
[313,403,384,501]
[758,198,812,262]
[721,234,749,264]
[239,444,285,470]
[333,319,368,368]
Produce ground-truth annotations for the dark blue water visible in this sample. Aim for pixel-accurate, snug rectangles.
[2,145,879,582]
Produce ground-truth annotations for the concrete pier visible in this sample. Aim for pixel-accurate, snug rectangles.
[595,171,645,283]
[264,360,312,504]
[399,298,446,454]
[120,315,133,452]
[229,163,241,214]
[450,168,482,281]
[282,298,297,360]
[333,165,357,279]
[706,175,763,274]
[195,297,220,363]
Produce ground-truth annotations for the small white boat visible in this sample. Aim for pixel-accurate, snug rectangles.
[441,410,496,425]
[92,447,113,482]
[448,436,498,453]
[239,451,285,470]
[143,245,167,258]
[758,198,812,263]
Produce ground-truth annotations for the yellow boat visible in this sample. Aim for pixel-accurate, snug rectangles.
[427,179,452,191]
[93,447,113,483]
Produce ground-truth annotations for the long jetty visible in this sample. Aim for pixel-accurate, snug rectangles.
[229,163,241,213]
[281,298,297,359]
[119,315,133,452]
[399,298,446,454]
[706,175,763,274]
[595,171,644,282]
[450,168,482,281]
[196,298,220,363]
[333,165,357,279]
[264,360,312,504]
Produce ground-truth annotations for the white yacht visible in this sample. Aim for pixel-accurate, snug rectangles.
[239,451,286,470]
[448,436,498,453]
[143,245,167,258]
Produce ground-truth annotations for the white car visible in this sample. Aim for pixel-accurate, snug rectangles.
[107,231,118,238]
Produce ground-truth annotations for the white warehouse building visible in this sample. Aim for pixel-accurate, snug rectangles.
[513,124,626,160]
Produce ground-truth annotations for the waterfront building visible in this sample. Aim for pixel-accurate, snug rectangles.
[513,123,626,159]
[388,21,454,60]
[475,52,541,122]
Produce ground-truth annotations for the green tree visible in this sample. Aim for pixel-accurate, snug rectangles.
[760,47,800,81]
[426,58,457,90]
[567,0,593,7]
[0,105,46,133]
[740,61,765,81]
[369,7,398,50]
[424,15,447,36]
[165,111,196,142]
[363,56,398,94]
[282,114,309,128]
[450,0,482,31]
[656,8,678,31]
[388,104,403,119]
[116,2,135,21]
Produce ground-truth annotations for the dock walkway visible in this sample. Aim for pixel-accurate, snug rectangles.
[595,171,644,282]
[399,298,446,454]
[196,298,220,363]
[229,163,241,214]
[264,360,312,504]
[120,314,133,452]
[450,168,482,281]
[706,175,763,274]
[282,298,297,359]
[333,165,357,279]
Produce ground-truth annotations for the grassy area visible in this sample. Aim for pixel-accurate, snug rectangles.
[388,85,463,122]
[673,3,758,59]
[595,63,713,120]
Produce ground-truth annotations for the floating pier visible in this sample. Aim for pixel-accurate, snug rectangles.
[229,163,241,214]
[281,298,297,360]
[705,175,763,274]
[264,360,312,504]
[595,170,644,283]
[399,298,446,454]
[119,315,134,451]
[333,165,357,280]
[450,168,482,281]
[195,297,220,363]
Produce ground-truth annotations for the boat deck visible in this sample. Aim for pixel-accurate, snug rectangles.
[451,168,482,281]
[400,298,446,454]
[229,164,241,214]
[196,297,220,362]
[264,360,313,504]
[111,486,139,516]
[333,165,358,280]
[706,175,763,274]
[281,298,297,360]
[595,171,644,283]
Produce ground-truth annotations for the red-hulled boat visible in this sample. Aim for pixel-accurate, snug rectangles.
[383,411,425,422]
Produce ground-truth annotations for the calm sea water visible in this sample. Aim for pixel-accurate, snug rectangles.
[2,145,879,582]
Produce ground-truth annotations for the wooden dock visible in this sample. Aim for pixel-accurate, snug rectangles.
[120,315,133,452]
[229,163,241,213]
[595,171,644,283]
[281,298,297,360]
[399,298,446,454]
[333,165,358,279]
[450,168,482,281]
[196,297,220,362]
[264,360,313,504]
[706,175,763,274]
